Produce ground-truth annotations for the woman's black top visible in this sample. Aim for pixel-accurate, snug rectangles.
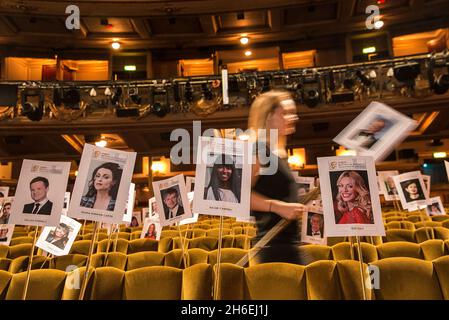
[251,146,303,265]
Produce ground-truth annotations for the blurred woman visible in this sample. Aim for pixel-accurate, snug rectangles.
[205,154,240,203]
[80,162,122,211]
[248,90,307,265]
[334,171,373,224]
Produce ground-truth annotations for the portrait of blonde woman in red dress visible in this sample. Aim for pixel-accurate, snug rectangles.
[333,170,373,224]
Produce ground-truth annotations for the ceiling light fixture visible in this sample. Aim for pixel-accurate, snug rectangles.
[244,50,252,57]
[240,36,249,45]
[111,42,121,50]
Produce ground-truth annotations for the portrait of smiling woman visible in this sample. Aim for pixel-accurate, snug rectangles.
[204,154,241,204]
[80,162,122,211]
[333,170,373,225]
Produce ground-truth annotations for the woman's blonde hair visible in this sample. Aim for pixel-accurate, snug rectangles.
[247,90,294,151]
[336,171,372,222]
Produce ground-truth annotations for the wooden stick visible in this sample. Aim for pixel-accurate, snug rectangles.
[349,236,355,260]
[78,221,98,300]
[356,236,367,301]
[103,224,118,267]
[82,220,87,236]
[213,214,224,301]
[22,226,39,300]
[176,223,188,269]
[39,253,53,269]
[236,219,291,267]
[112,224,120,253]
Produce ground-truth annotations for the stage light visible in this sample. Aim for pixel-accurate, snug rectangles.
[303,89,320,108]
[244,50,252,56]
[128,87,142,105]
[151,102,169,117]
[111,87,122,105]
[422,163,428,168]
[393,62,420,84]
[111,42,121,50]
[432,74,449,95]
[201,83,213,100]
[433,152,447,159]
[240,36,249,45]
[184,81,194,103]
[374,20,384,29]
[63,88,81,109]
[21,89,44,121]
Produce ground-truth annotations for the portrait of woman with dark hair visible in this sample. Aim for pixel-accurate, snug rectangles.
[130,216,139,227]
[401,179,425,203]
[334,171,373,224]
[45,223,71,250]
[80,162,122,211]
[204,154,241,203]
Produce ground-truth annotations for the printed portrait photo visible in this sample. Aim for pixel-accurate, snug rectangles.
[400,179,426,203]
[203,153,242,204]
[330,170,374,225]
[148,197,159,220]
[0,227,10,243]
[23,176,53,215]
[333,101,417,162]
[349,115,396,150]
[0,198,13,224]
[425,197,445,216]
[161,185,185,220]
[129,211,142,227]
[80,160,124,212]
[306,212,325,238]
[45,222,73,250]
[36,215,82,256]
[140,218,162,241]
[0,187,9,199]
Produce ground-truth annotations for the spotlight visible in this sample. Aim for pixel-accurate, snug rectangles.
[303,89,320,108]
[244,50,252,57]
[111,87,122,105]
[184,81,194,103]
[355,70,372,87]
[151,102,169,117]
[21,89,44,121]
[240,36,249,45]
[62,88,81,109]
[261,76,271,93]
[95,138,107,148]
[393,62,420,84]
[0,84,18,107]
[201,83,213,100]
[432,74,449,95]
[301,72,321,108]
[128,87,142,105]
[151,87,169,117]
[111,42,121,50]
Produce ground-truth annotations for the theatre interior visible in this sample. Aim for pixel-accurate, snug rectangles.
[1,0,449,301]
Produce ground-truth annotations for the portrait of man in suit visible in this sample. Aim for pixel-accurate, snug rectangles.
[162,187,184,220]
[350,116,388,150]
[23,176,53,215]
[0,228,9,242]
[306,213,324,238]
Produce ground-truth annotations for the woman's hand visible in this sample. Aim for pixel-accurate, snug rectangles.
[271,201,307,221]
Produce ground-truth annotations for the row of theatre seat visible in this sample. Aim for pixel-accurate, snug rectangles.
[3,226,449,261]
[2,256,449,299]
[2,239,449,274]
